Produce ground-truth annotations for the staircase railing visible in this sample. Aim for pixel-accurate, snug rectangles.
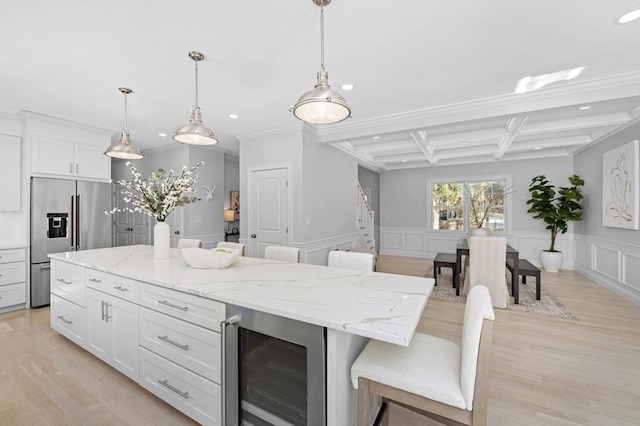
[357,182,375,250]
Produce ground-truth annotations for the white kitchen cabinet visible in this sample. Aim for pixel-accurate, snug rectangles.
[0,134,21,211]
[0,248,26,311]
[51,293,86,347]
[51,259,86,307]
[31,135,110,180]
[86,287,139,382]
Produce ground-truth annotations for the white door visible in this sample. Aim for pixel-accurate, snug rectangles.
[248,167,290,258]
[113,184,150,246]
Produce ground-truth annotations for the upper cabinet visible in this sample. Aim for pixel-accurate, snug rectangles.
[0,134,21,211]
[31,136,110,181]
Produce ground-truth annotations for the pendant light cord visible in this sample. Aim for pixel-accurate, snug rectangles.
[320,5,325,72]
[194,58,199,108]
[123,91,128,131]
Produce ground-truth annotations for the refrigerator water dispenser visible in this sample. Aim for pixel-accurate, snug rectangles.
[46,213,68,238]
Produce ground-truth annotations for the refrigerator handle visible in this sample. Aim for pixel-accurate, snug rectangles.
[70,194,75,250]
[76,194,81,249]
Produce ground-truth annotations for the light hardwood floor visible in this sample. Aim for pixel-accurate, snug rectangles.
[1,255,639,425]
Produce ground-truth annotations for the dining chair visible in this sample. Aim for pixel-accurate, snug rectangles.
[351,285,495,426]
[327,250,375,272]
[177,238,202,249]
[216,241,245,256]
[463,236,509,309]
[264,246,300,263]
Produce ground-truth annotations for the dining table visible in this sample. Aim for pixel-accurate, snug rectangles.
[455,238,520,304]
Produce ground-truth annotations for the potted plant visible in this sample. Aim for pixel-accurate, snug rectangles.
[527,174,584,272]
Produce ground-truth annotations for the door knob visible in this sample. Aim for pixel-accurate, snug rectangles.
[174,230,180,235]
[251,234,257,238]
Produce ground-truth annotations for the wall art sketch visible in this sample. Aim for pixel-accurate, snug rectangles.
[602,140,639,229]
[230,191,240,220]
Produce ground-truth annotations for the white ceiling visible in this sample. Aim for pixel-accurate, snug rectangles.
[1,0,639,172]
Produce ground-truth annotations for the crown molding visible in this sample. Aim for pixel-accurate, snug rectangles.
[315,72,640,144]
[16,110,113,135]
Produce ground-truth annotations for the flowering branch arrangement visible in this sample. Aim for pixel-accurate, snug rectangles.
[107,161,203,222]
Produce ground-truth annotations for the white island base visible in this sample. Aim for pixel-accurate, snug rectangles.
[48,245,434,425]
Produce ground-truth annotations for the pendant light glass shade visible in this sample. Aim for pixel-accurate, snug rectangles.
[104,88,144,160]
[174,51,218,146]
[292,0,351,124]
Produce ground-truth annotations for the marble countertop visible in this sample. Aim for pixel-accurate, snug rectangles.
[49,245,434,346]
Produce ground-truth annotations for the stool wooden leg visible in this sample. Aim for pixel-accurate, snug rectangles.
[536,273,541,300]
[358,378,371,426]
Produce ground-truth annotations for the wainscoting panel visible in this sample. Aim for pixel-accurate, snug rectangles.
[405,232,425,252]
[381,231,403,250]
[574,234,639,306]
[295,233,362,266]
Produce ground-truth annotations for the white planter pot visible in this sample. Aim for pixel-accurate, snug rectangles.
[154,221,170,259]
[470,228,491,237]
[540,251,562,272]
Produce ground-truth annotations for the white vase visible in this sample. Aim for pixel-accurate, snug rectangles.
[470,227,491,237]
[540,250,562,272]
[154,221,170,260]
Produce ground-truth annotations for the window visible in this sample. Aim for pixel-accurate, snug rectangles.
[430,178,509,232]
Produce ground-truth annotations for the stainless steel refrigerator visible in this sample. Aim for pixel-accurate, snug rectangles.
[30,177,112,307]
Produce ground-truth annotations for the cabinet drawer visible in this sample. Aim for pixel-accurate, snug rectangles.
[0,248,26,264]
[139,347,220,426]
[51,260,86,307]
[139,283,225,331]
[0,282,26,308]
[0,262,26,285]
[51,293,86,348]
[139,307,220,382]
[87,269,139,303]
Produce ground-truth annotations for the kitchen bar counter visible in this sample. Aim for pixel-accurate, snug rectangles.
[49,245,434,346]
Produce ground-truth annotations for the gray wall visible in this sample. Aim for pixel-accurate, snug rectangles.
[379,157,574,233]
[574,122,640,244]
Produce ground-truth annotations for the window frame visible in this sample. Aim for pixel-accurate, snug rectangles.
[427,175,513,235]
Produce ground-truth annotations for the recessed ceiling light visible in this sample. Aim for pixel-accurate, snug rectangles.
[341,84,354,91]
[372,136,380,140]
[460,141,468,145]
[401,159,408,163]
[229,114,239,119]
[617,8,640,24]
[578,105,592,110]
[534,147,543,150]
[158,133,167,137]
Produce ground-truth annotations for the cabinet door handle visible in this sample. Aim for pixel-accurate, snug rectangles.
[158,335,190,351]
[158,379,190,399]
[113,286,129,292]
[157,300,189,311]
[76,163,79,174]
[57,278,72,285]
[57,315,72,325]
[70,163,73,174]
[101,300,106,321]
[89,278,102,283]
[104,303,111,323]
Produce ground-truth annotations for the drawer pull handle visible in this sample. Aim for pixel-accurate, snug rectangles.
[89,278,102,283]
[113,286,129,292]
[158,335,189,351]
[158,379,190,399]
[57,278,72,285]
[57,315,72,325]
[157,300,189,311]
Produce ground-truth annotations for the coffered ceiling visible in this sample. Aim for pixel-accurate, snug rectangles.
[1,1,639,172]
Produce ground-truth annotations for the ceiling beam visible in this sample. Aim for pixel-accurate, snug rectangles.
[409,131,437,165]
[493,116,528,160]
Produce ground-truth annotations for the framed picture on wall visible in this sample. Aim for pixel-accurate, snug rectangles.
[602,140,639,229]
[230,191,240,220]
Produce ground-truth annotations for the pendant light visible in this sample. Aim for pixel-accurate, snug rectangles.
[173,51,218,145]
[292,0,351,124]
[104,87,144,159]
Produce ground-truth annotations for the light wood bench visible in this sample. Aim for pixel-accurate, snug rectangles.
[507,259,541,300]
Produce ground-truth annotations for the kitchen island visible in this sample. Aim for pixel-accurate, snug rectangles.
[49,245,434,425]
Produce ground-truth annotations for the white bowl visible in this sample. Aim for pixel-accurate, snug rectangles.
[181,247,239,269]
